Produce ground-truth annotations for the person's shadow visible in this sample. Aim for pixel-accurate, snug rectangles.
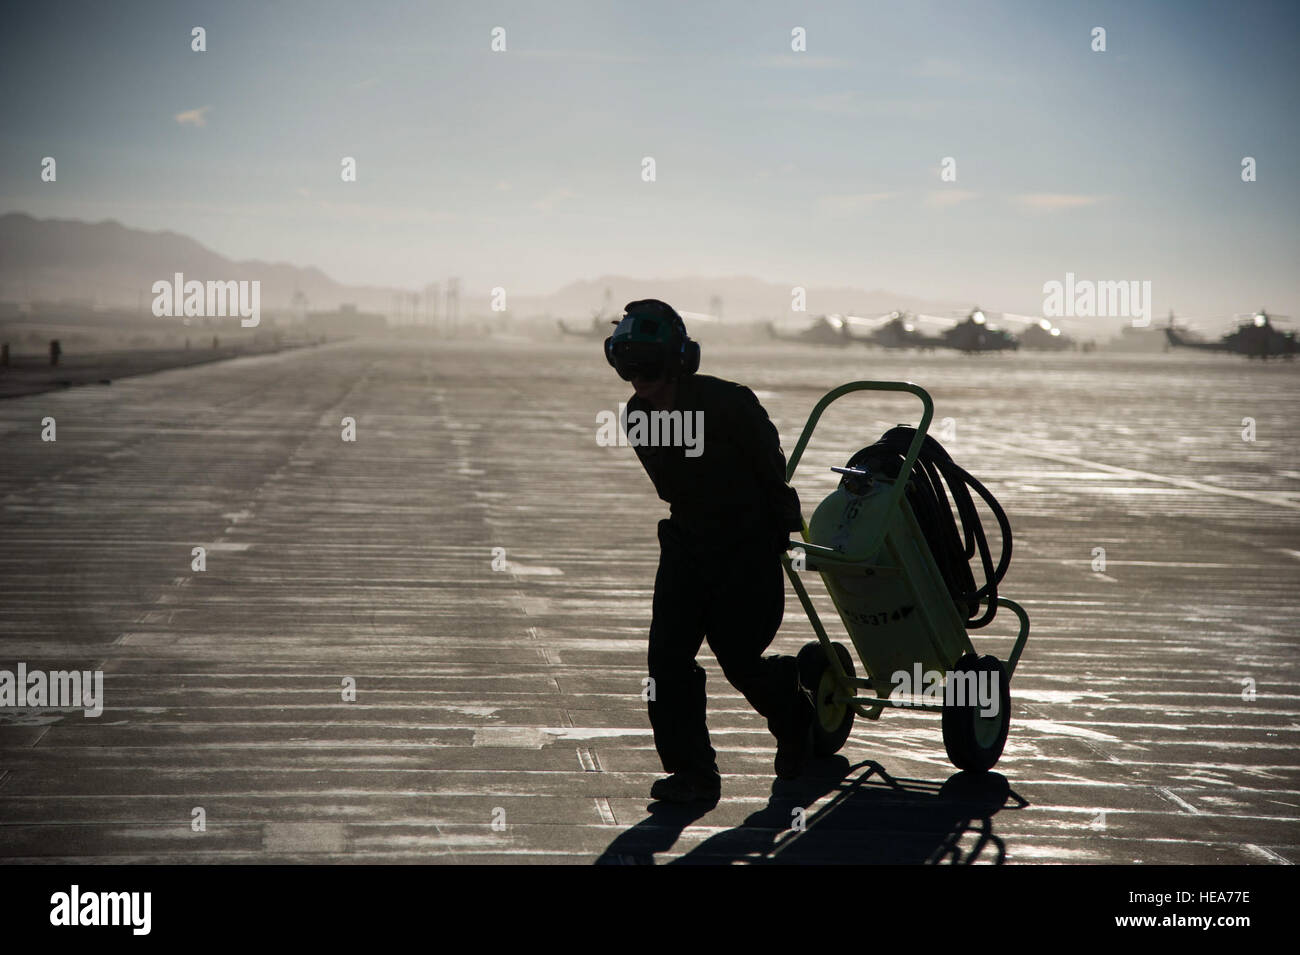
[595,758,1026,865]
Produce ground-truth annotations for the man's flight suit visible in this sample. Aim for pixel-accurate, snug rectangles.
[627,373,805,782]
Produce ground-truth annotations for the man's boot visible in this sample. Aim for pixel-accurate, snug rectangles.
[650,770,722,804]
[774,686,815,780]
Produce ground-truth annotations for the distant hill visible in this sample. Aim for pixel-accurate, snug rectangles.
[0,212,400,313]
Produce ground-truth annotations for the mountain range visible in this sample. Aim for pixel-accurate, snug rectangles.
[0,211,977,324]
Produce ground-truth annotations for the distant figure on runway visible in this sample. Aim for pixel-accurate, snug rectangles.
[49,339,61,366]
[604,299,812,804]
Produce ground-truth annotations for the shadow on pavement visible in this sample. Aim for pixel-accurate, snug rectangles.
[595,758,1026,864]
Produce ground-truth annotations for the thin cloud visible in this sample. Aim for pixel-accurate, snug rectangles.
[1015,193,1105,212]
[818,192,896,212]
[531,187,576,212]
[174,106,211,127]
[765,91,940,117]
[307,198,457,227]
[926,190,979,208]
[914,57,963,79]
[756,55,852,70]
[516,49,650,64]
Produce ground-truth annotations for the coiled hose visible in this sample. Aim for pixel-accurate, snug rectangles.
[841,426,1012,628]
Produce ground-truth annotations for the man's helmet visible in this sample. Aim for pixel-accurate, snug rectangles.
[604,299,700,381]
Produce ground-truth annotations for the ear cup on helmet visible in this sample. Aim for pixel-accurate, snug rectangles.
[681,339,701,375]
[664,313,699,376]
[603,336,616,368]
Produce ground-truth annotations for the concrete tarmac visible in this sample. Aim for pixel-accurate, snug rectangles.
[0,340,326,400]
[0,338,1296,864]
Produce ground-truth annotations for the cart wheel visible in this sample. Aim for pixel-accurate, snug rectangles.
[796,641,856,757]
[941,653,1011,772]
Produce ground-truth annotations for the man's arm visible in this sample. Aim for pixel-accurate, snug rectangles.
[626,393,670,503]
[727,385,803,538]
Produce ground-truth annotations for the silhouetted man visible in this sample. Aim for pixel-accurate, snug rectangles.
[604,299,813,804]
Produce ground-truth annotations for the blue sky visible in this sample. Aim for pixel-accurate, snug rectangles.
[2,0,1297,318]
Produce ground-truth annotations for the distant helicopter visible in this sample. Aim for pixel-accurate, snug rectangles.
[825,310,942,350]
[766,314,855,346]
[1165,309,1297,359]
[560,287,618,339]
[1005,314,1075,351]
[908,307,1019,353]
[557,312,617,339]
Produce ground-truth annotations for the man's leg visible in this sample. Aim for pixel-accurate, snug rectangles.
[705,554,811,771]
[647,521,718,782]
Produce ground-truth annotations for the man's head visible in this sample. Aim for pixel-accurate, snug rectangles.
[604,300,699,401]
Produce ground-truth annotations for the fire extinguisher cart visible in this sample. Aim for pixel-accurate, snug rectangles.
[781,381,1030,771]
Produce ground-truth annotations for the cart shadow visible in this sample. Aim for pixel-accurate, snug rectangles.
[595,758,1026,865]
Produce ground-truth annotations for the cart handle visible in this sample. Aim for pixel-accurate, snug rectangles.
[785,380,934,563]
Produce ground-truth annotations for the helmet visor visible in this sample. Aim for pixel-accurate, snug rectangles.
[610,340,668,381]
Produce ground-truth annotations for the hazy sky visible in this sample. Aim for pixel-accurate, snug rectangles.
[2,0,1297,319]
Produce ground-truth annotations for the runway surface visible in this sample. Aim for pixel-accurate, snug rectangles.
[0,339,324,399]
[1,337,1297,864]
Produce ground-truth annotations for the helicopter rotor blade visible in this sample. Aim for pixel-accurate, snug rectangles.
[914,312,960,329]
[842,313,896,328]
